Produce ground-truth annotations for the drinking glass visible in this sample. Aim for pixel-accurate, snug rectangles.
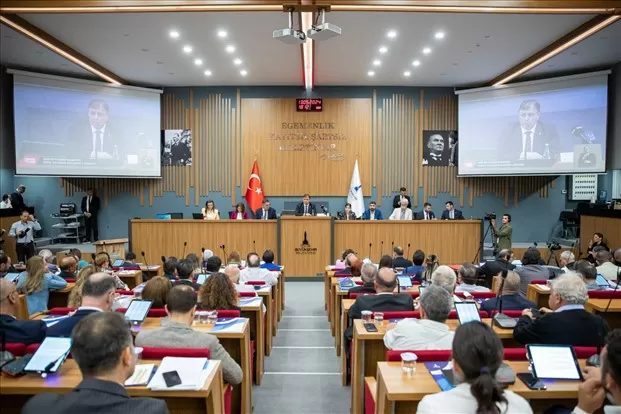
[199,311,208,324]
[374,312,384,325]
[207,310,218,325]
[401,352,418,377]
[361,310,372,324]
[193,311,200,325]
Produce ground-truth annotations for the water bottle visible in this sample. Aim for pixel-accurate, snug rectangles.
[543,144,551,160]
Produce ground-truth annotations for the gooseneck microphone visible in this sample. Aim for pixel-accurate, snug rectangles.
[407,243,411,259]
[381,241,384,255]
[368,243,372,261]
[220,245,228,265]
[161,255,166,264]
[141,251,150,280]
[182,241,187,258]
[253,240,256,252]
[391,241,394,252]
[320,205,328,215]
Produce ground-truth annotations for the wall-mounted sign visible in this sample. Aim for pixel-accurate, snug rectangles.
[296,98,323,112]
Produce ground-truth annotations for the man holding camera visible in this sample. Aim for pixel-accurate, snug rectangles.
[490,214,512,256]
[9,210,41,263]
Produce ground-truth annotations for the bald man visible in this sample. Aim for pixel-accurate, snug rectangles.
[0,278,46,344]
[58,256,78,280]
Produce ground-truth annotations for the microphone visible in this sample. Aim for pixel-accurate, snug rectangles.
[220,245,228,265]
[391,241,394,252]
[161,255,166,264]
[253,240,256,252]
[381,241,384,255]
[407,243,411,259]
[201,247,206,273]
[320,204,328,214]
[587,266,620,367]
[91,253,96,261]
[368,243,372,261]
[182,241,187,258]
[141,251,150,280]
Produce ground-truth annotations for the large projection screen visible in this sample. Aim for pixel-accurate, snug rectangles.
[456,71,609,177]
[12,71,162,178]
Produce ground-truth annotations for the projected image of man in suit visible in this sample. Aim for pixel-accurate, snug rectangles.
[72,99,121,161]
[503,99,559,162]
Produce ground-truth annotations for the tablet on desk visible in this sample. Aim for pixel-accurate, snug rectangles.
[3,273,19,283]
[526,344,583,380]
[24,337,72,373]
[596,274,612,288]
[196,274,210,285]
[454,302,481,325]
[112,259,124,267]
[397,275,412,289]
[124,299,153,323]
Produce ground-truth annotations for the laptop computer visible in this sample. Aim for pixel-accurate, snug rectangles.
[192,213,203,220]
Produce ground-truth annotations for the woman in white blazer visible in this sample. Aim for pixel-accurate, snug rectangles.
[389,199,413,220]
[417,322,532,414]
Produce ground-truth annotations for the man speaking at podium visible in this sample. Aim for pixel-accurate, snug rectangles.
[295,194,316,216]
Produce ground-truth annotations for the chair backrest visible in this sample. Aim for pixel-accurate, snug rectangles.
[574,347,599,359]
[530,280,548,285]
[17,294,29,320]
[380,311,419,320]
[349,292,376,299]
[386,350,452,362]
[48,307,76,315]
[503,348,528,361]
[454,291,497,299]
[115,290,134,296]
[64,278,76,283]
[141,347,211,359]
[238,291,257,297]
[5,343,26,357]
[115,308,168,317]
[589,290,621,299]
[354,280,363,285]
[246,280,265,286]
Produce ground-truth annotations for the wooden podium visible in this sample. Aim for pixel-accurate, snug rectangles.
[95,238,128,260]
[279,216,331,277]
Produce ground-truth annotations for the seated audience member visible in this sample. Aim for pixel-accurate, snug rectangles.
[0,193,12,209]
[201,249,213,271]
[392,246,413,269]
[206,255,223,274]
[0,251,16,277]
[421,254,439,284]
[0,278,46,344]
[93,253,129,290]
[135,285,243,385]
[69,248,89,269]
[67,265,97,308]
[57,255,78,280]
[174,258,201,291]
[596,249,621,281]
[348,263,377,295]
[456,263,490,293]
[185,253,202,275]
[587,232,609,264]
[345,268,414,353]
[227,251,242,266]
[479,271,535,313]
[198,272,240,311]
[224,264,254,293]
[240,252,278,286]
[17,256,67,316]
[47,273,116,338]
[404,250,425,281]
[417,321,532,414]
[163,256,178,280]
[575,260,602,291]
[516,247,551,295]
[478,249,515,288]
[141,276,172,308]
[559,250,576,272]
[384,284,454,350]
[378,255,393,270]
[335,253,358,276]
[121,251,139,268]
[430,265,457,294]
[335,249,355,269]
[38,249,58,273]
[513,274,608,347]
[260,250,281,271]
[22,312,168,414]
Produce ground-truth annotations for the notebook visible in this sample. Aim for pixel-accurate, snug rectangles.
[148,357,214,391]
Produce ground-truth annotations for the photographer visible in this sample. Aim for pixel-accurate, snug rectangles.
[490,213,512,256]
[9,210,41,263]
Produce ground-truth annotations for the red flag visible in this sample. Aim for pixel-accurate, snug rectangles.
[245,160,264,212]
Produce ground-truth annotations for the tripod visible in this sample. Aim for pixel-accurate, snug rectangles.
[545,248,560,266]
[472,220,495,263]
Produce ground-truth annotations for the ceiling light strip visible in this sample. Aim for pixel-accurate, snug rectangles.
[301,12,313,89]
[492,14,620,86]
[0,5,282,13]
[331,5,616,14]
[0,16,123,85]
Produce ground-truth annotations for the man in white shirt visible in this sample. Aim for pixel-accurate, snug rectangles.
[0,194,12,209]
[389,199,413,220]
[240,252,278,286]
[384,285,454,350]
[455,263,491,293]
[9,210,41,263]
[560,250,576,272]
[596,250,621,281]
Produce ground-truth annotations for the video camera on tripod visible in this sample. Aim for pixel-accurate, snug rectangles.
[484,212,496,221]
[547,241,561,251]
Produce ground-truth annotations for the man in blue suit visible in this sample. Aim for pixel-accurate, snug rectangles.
[361,201,383,220]
[47,273,116,338]
[441,201,465,220]
[480,271,535,313]
[0,279,46,344]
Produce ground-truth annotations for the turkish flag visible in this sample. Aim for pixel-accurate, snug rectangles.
[245,160,264,212]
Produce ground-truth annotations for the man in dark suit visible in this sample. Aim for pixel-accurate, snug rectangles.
[479,271,535,313]
[417,202,436,220]
[513,274,608,347]
[348,263,377,296]
[10,185,26,212]
[578,145,597,167]
[81,188,101,242]
[441,201,465,220]
[255,198,277,220]
[361,201,383,220]
[22,312,168,414]
[392,246,413,269]
[392,187,411,209]
[500,99,560,162]
[57,256,78,280]
[295,194,316,216]
[478,249,516,288]
[0,279,46,345]
[47,273,116,338]
[70,99,123,161]
[423,133,449,166]
[174,259,201,291]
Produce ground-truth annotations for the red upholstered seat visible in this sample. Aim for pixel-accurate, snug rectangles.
[379,311,419,319]
[48,307,76,315]
[115,290,134,296]
[349,292,376,299]
[574,347,598,359]
[140,347,211,359]
[504,348,528,361]
[5,343,26,357]
[208,310,241,318]
[246,280,265,286]
[589,290,621,299]
[223,384,233,414]
[455,291,497,299]
[238,291,257,297]
[26,343,40,354]
[386,350,452,362]
[115,308,168,317]
[64,278,76,283]
[354,280,363,285]
[364,378,376,414]
[530,280,548,285]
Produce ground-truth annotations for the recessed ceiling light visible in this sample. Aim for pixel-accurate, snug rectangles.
[240,69,248,76]
[422,47,432,55]
[434,31,445,40]
[412,60,421,67]
[379,46,388,54]
[387,30,397,39]
[226,45,236,53]
[194,58,203,66]
[403,71,411,77]
[169,30,179,39]
[182,45,193,54]
[204,70,212,76]
[217,30,227,38]
[367,70,375,76]
[372,59,381,66]
[233,58,242,66]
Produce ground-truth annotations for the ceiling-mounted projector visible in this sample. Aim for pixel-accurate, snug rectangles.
[273,28,306,44]
[307,22,341,40]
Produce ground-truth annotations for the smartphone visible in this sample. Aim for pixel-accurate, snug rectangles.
[517,373,546,390]
[530,308,542,319]
[162,370,182,388]
[364,323,378,332]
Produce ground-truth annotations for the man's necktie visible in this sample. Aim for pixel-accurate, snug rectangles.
[87,196,90,212]
[263,210,267,220]
[400,210,405,220]
[526,131,533,153]
[425,212,428,220]
[304,205,308,215]
[450,211,453,219]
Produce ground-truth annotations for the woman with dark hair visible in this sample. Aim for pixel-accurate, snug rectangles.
[378,255,393,269]
[587,232,609,263]
[417,321,532,414]
[335,248,355,269]
[198,272,240,311]
[230,203,249,220]
[202,200,220,220]
[337,203,356,220]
